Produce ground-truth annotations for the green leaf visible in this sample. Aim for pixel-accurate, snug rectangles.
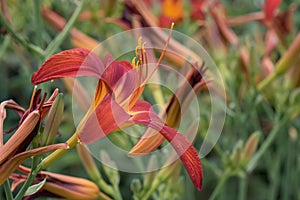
[24,178,46,196]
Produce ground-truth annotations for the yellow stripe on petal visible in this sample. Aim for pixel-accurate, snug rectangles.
[93,81,109,107]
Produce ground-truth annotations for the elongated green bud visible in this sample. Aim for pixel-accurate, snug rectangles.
[77,143,101,180]
[43,93,64,146]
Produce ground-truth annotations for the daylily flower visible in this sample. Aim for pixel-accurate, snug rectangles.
[10,166,110,200]
[0,89,68,185]
[31,40,203,189]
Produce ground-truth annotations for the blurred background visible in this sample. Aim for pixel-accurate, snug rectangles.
[1,0,300,199]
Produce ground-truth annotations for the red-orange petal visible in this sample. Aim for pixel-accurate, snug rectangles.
[32,48,104,84]
[129,100,203,190]
[102,54,133,89]
[78,94,130,144]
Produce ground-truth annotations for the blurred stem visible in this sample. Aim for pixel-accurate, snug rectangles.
[77,144,115,196]
[44,0,84,58]
[15,156,41,200]
[0,36,10,58]
[141,179,161,200]
[95,178,114,198]
[98,192,113,200]
[269,154,281,200]
[209,169,231,200]
[256,73,277,92]
[3,179,13,200]
[238,173,247,200]
[33,0,43,48]
[246,115,288,172]
[213,143,225,158]
[282,136,295,200]
[141,163,179,200]
[201,158,221,177]
[112,184,123,200]
[0,11,45,59]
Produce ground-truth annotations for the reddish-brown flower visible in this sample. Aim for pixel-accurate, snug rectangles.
[0,89,68,185]
[32,45,203,190]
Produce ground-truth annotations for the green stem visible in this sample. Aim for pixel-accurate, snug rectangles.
[41,131,78,169]
[111,183,123,200]
[201,158,222,177]
[3,179,13,200]
[0,11,45,59]
[257,73,277,92]
[282,136,295,200]
[95,178,114,197]
[0,36,10,58]
[44,0,84,58]
[246,116,287,172]
[14,156,42,200]
[209,169,231,200]
[33,0,43,48]
[141,165,177,200]
[238,173,247,200]
[269,154,281,200]
[141,180,160,200]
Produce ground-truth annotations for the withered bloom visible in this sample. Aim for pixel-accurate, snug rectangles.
[0,88,68,185]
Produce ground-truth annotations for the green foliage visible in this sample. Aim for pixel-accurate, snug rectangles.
[1,0,300,199]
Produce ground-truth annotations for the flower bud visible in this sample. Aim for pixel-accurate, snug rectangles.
[41,172,100,200]
[241,132,260,165]
[131,178,142,193]
[229,140,243,167]
[77,143,101,180]
[42,93,64,146]
[0,111,40,165]
[288,127,298,141]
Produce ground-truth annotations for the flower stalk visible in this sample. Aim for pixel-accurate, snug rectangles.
[77,144,114,196]
[41,130,79,169]
[43,0,84,58]
[0,11,45,58]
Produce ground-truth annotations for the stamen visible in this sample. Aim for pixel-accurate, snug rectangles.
[29,86,37,111]
[142,42,147,54]
[138,37,142,47]
[142,22,174,85]
[136,36,143,56]
[131,57,137,68]
[135,46,139,57]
